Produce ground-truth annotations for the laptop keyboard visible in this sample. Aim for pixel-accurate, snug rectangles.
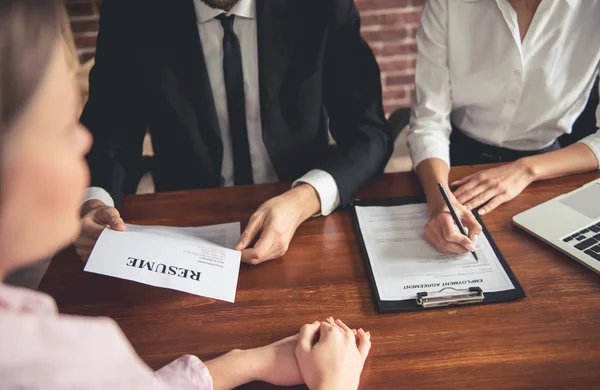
[562,220,600,261]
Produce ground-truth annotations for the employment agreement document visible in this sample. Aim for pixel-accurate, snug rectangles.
[355,204,514,301]
[85,223,242,302]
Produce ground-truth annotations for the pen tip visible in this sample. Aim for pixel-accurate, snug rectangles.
[473,252,479,261]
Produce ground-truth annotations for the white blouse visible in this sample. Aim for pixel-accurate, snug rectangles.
[408,0,600,168]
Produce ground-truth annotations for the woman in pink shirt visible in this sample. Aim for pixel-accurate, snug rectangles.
[0,1,371,389]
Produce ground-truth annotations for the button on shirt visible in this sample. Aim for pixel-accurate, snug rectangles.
[407,0,600,168]
[85,0,341,216]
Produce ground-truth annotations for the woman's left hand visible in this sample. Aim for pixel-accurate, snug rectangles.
[452,160,536,215]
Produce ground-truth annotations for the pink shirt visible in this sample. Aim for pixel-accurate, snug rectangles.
[0,283,213,390]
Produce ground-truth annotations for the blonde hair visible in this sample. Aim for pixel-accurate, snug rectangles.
[0,0,61,135]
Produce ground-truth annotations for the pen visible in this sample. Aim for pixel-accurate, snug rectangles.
[437,183,479,261]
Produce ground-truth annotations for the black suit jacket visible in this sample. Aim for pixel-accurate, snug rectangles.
[82,0,391,206]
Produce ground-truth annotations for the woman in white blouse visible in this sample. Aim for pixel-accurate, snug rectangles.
[408,0,600,254]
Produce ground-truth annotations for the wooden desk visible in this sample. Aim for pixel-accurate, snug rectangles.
[39,166,600,390]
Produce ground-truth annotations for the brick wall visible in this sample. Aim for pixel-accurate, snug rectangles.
[66,0,100,63]
[356,0,423,112]
[66,0,423,112]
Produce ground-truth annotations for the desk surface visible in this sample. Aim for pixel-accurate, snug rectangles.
[39,166,600,390]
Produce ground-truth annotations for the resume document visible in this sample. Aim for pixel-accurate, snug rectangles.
[84,223,242,303]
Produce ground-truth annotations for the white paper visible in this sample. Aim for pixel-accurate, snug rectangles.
[84,223,242,303]
[355,204,514,301]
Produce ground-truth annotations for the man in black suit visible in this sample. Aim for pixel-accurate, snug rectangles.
[75,0,390,264]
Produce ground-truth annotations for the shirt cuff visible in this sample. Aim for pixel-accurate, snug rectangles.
[82,187,115,208]
[293,169,341,217]
[407,131,451,169]
[155,355,214,390]
[578,136,600,170]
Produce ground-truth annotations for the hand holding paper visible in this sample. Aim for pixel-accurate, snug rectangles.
[84,223,242,302]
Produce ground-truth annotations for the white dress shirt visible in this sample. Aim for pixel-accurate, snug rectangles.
[407,0,600,169]
[85,0,341,216]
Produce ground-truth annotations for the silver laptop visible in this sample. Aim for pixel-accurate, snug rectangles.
[513,178,600,275]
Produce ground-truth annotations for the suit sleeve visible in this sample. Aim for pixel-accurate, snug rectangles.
[320,0,391,206]
[80,0,148,204]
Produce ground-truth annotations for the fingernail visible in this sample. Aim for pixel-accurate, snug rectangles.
[467,244,477,252]
[478,209,485,215]
[472,234,479,244]
[366,331,371,337]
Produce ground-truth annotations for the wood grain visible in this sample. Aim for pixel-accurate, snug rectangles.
[39,166,600,390]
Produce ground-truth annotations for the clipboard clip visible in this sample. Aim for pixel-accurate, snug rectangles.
[416,287,484,308]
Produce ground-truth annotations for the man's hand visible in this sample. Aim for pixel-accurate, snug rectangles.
[452,159,536,215]
[236,184,321,265]
[75,199,126,261]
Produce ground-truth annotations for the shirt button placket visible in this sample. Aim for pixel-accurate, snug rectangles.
[498,63,524,143]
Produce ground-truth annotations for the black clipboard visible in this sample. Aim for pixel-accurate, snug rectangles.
[351,197,526,313]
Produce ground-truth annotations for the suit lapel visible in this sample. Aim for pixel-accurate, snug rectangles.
[256,0,302,117]
[171,0,222,144]
[168,0,303,146]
